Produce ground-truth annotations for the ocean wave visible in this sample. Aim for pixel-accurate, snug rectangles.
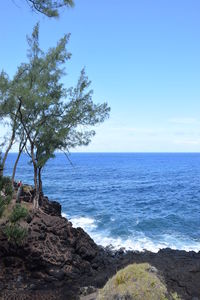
[69,216,97,230]
[61,212,68,218]
[91,232,200,253]
[65,213,200,253]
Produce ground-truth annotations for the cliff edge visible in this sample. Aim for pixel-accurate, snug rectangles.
[0,190,200,300]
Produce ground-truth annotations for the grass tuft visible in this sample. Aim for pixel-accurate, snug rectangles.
[97,263,181,300]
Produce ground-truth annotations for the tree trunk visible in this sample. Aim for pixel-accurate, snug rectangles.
[38,167,43,195]
[2,131,15,173]
[31,144,39,210]
[17,98,39,210]
[11,141,26,186]
[2,103,20,173]
[33,164,39,209]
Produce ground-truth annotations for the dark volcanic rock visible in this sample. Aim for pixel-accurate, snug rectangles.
[0,196,200,300]
[0,197,113,299]
[41,196,61,216]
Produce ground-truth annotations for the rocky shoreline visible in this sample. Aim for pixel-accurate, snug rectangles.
[0,191,199,300]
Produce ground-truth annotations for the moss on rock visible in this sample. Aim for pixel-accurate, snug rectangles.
[97,263,181,300]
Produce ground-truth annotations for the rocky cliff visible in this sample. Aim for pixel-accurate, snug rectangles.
[0,192,200,300]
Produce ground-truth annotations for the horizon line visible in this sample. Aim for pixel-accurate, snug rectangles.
[7,151,200,154]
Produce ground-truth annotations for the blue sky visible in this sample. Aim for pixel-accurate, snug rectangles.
[0,0,200,152]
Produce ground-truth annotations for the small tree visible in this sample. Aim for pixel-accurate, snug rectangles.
[0,24,110,209]
[0,71,26,176]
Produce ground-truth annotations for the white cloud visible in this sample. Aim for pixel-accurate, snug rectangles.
[173,139,200,145]
[169,117,198,125]
[108,126,165,135]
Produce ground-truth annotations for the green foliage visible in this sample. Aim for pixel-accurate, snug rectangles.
[4,195,12,206]
[0,24,110,197]
[0,154,13,217]
[9,204,28,223]
[0,177,13,206]
[4,224,27,245]
[0,24,110,200]
[2,177,13,196]
[171,292,182,300]
[98,263,180,300]
[0,197,5,218]
[3,204,28,245]
[26,0,74,18]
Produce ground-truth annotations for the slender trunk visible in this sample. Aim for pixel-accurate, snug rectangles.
[31,144,39,209]
[0,160,3,178]
[11,141,26,186]
[17,99,39,209]
[2,102,21,173]
[38,167,43,195]
[33,164,39,209]
[12,150,21,186]
[2,131,15,173]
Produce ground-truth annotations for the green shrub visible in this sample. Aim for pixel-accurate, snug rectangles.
[0,156,12,220]
[4,224,27,245]
[2,205,28,245]
[97,263,181,300]
[1,177,13,196]
[4,182,13,197]
[0,197,5,218]
[4,195,12,205]
[9,204,28,223]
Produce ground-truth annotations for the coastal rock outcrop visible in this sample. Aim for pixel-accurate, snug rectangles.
[0,192,200,299]
[0,191,116,299]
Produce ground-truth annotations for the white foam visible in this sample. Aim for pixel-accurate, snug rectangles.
[61,212,67,218]
[156,234,200,252]
[89,231,200,253]
[63,213,200,253]
[89,232,167,252]
[69,216,97,231]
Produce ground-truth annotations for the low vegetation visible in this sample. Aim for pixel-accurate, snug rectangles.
[0,154,28,244]
[0,159,13,218]
[4,223,27,245]
[2,201,28,245]
[97,263,181,300]
[2,203,28,245]
[9,204,28,223]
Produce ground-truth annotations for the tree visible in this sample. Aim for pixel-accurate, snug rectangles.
[0,24,110,209]
[25,0,74,17]
[11,132,27,186]
[34,68,110,195]
[0,66,30,180]
[0,71,24,175]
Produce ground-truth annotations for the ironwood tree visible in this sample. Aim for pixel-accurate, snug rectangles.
[0,24,110,209]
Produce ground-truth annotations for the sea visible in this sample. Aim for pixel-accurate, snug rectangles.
[4,153,200,253]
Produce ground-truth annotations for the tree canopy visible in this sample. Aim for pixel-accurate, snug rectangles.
[26,0,74,17]
[0,24,110,208]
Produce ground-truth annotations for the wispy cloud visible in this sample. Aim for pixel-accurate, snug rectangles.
[169,117,198,125]
[173,139,200,145]
[109,127,165,135]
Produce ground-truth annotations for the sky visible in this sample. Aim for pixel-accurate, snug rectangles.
[0,0,200,152]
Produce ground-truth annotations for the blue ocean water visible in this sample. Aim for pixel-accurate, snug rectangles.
[5,153,200,252]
